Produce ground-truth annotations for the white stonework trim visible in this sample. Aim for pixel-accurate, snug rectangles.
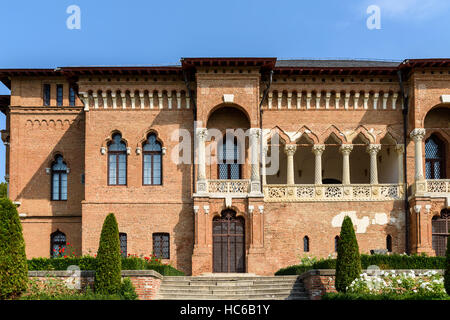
[203,205,209,215]
[258,205,264,214]
[440,95,450,103]
[100,147,106,155]
[223,94,234,103]
[193,206,199,215]
[414,205,422,214]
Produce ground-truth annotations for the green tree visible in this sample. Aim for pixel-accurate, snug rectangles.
[335,216,362,293]
[445,236,450,295]
[0,198,28,299]
[94,213,122,295]
[0,182,7,198]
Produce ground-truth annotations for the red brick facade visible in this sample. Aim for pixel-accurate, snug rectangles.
[0,58,449,276]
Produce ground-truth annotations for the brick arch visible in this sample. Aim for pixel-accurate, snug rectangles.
[424,129,450,146]
[319,125,346,144]
[264,126,291,145]
[137,129,164,148]
[348,125,376,144]
[293,126,319,144]
[102,130,129,148]
[206,103,251,129]
[422,103,450,128]
[377,127,402,144]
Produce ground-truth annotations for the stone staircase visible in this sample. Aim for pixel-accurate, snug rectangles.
[155,274,308,300]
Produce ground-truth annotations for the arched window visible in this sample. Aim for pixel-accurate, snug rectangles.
[432,209,450,256]
[153,233,170,259]
[303,236,310,252]
[218,135,241,179]
[108,133,127,185]
[143,134,162,185]
[51,155,68,201]
[425,135,446,179]
[119,233,127,257]
[50,230,66,258]
[386,235,392,252]
[334,236,340,252]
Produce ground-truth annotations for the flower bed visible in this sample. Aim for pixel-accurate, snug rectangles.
[322,270,449,300]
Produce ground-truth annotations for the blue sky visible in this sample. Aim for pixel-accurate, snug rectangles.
[1,0,450,182]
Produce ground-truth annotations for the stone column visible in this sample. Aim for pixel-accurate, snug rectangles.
[250,128,261,194]
[261,144,268,185]
[395,144,405,184]
[410,128,426,181]
[340,144,353,185]
[366,144,381,184]
[196,128,208,182]
[312,144,325,185]
[285,145,297,185]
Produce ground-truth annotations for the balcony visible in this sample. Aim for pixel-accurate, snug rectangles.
[207,179,251,195]
[412,179,450,196]
[263,184,404,202]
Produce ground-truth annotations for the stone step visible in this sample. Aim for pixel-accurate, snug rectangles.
[159,288,306,295]
[158,285,305,292]
[156,293,309,300]
[161,280,301,286]
[162,276,299,281]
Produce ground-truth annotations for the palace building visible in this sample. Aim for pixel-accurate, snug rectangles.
[0,57,449,275]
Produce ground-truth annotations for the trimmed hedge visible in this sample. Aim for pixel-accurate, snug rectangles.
[335,216,361,292]
[27,256,184,276]
[94,213,122,295]
[0,198,28,300]
[275,254,446,275]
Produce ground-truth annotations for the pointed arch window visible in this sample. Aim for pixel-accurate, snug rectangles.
[218,135,241,179]
[51,230,66,258]
[143,134,162,185]
[386,235,392,252]
[303,236,310,252]
[425,135,446,179]
[51,155,68,201]
[119,233,127,257]
[108,133,127,185]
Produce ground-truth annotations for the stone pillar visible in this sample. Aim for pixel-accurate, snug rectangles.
[111,92,117,109]
[340,144,353,185]
[410,128,426,181]
[395,144,405,184]
[312,145,325,185]
[197,128,207,181]
[261,144,268,185]
[285,145,297,185]
[366,144,381,184]
[250,128,261,194]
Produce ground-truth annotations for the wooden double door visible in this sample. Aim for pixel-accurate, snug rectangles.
[213,210,245,273]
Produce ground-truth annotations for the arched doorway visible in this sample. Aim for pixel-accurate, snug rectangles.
[432,209,450,256]
[213,210,245,273]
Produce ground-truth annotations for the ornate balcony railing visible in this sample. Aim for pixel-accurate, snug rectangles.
[412,179,450,195]
[263,184,404,202]
[207,179,251,194]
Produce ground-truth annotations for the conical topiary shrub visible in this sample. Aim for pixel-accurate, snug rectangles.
[445,236,450,295]
[335,216,362,292]
[94,213,122,295]
[0,198,28,299]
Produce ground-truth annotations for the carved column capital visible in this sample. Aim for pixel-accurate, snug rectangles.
[284,144,297,156]
[410,128,426,142]
[196,128,208,141]
[339,144,353,155]
[312,144,325,156]
[366,144,381,155]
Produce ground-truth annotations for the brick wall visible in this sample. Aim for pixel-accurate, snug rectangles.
[28,270,163,300]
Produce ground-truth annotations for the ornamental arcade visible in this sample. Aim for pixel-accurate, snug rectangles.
[0,58,449,275]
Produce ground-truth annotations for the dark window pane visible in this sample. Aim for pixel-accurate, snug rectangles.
[119,233,127,257]
[57,85,63,106]
[69,87,76,106]
[43,84,51,106]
